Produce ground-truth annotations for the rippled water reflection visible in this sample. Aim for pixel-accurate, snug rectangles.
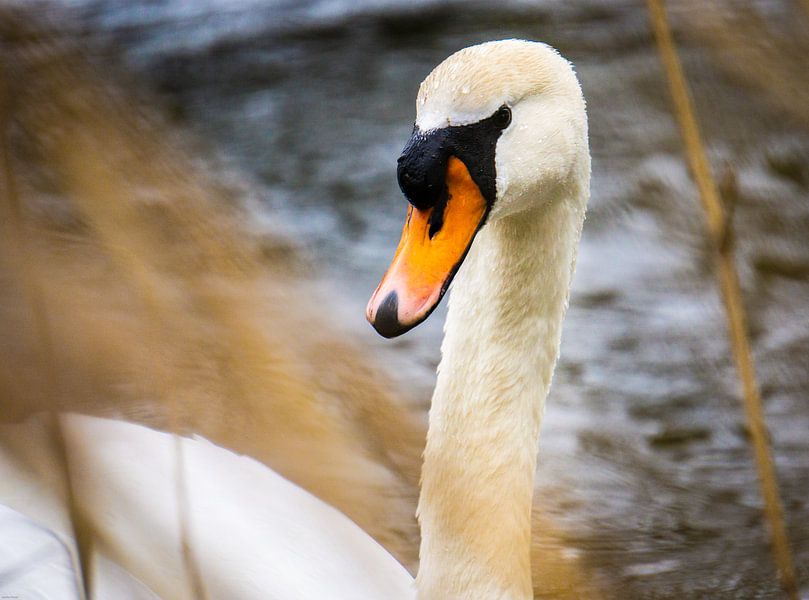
[64,1,809,597]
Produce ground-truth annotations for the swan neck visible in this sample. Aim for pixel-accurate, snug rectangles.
[416,194,585,599]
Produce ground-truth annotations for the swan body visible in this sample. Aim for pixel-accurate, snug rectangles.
[0,414,415,599]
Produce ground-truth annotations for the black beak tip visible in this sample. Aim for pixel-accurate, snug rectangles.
[370,290,410,339]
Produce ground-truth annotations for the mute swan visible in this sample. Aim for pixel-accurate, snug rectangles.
[367,39,589,598]
[0,38,588,599]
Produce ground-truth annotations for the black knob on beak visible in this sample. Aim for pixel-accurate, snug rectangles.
[397,128,450,211]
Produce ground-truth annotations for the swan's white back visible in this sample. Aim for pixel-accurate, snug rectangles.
[0,414,415,599]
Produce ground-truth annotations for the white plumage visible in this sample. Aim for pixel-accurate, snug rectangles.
[0,414,415,599]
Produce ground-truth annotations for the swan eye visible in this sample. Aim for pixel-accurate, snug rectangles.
[493,105,511,129]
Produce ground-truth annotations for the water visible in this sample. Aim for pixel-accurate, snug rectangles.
[55,0,809,597]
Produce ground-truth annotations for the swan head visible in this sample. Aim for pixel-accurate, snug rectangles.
[367,39,588,338]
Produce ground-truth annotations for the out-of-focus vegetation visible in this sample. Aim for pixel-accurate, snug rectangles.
[0,6,425,571]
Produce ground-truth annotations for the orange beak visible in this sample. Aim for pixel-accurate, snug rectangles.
[366,156,488,337]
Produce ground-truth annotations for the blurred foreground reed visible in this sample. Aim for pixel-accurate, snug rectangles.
[0,5,423,574]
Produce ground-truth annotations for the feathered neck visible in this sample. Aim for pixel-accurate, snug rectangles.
[415,182,587,599]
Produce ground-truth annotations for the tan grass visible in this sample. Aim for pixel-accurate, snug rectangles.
[0,9,423,571]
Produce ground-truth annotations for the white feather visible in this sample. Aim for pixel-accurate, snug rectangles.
[0,414,415,599]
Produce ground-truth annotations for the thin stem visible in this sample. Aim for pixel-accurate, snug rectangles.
[646,2,799,598]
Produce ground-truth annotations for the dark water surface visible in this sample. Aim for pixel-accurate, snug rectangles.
[58,1,809,597]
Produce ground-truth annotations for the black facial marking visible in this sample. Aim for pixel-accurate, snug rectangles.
[396,105,511,217]
[427,185,448,239]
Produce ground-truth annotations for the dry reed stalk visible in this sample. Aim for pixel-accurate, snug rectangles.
[42,80,211,600]
[173,437,210,600]
[0,16,209,596]
[2,14,424,570]
[646,2,799,598]
[0,60,91,600]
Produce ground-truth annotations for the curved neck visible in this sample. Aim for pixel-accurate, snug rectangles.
[416,187,586,599]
